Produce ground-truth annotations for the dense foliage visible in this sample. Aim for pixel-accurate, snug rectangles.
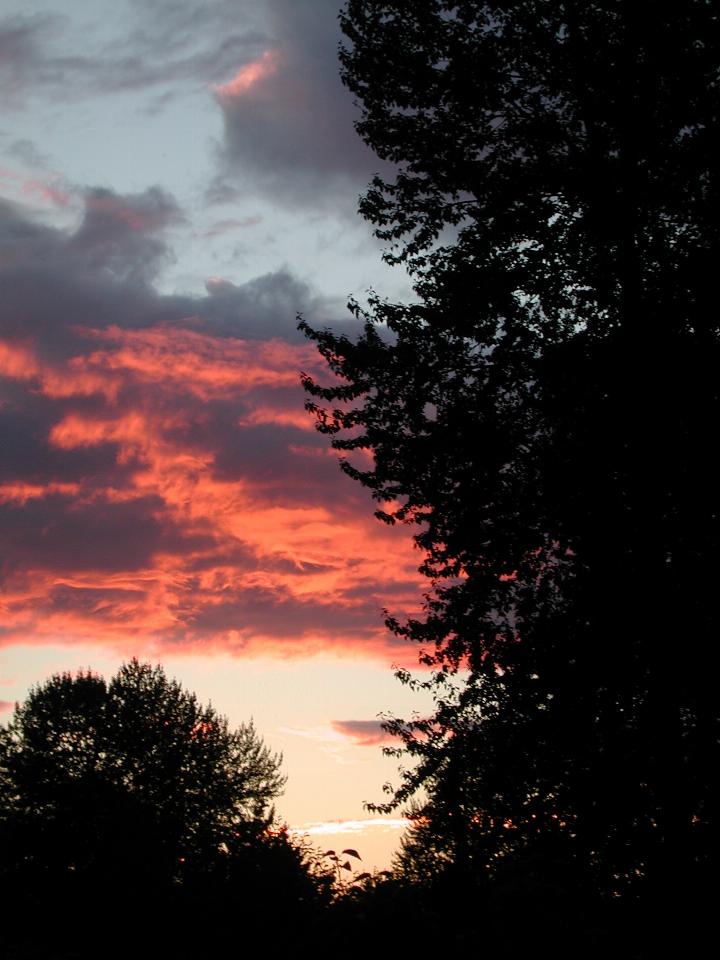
[301,0,720,911]
[0,660,284,882]
[0,661,330,958]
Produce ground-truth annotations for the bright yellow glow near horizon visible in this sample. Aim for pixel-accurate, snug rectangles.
[0,644,432,872]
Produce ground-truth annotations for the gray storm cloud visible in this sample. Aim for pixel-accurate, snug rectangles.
[212,0,391,206]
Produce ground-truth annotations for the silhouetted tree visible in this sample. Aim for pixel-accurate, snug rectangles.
[0,661,336,958]
[0,660,285,889]
[301,0,720,915]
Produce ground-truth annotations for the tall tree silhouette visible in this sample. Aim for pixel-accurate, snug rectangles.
[301,0,720,905]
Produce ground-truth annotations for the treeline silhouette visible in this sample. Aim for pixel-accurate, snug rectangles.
[0,661,618,960]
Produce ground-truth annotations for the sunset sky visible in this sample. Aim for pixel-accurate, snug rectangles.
[0,0,431,870]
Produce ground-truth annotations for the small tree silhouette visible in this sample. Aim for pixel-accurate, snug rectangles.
[0,659,285,888]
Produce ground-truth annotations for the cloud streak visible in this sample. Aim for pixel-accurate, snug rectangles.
[0,4,263,104]
[331,720,396,747]
[215,50,279,99]
[290,818,409,837]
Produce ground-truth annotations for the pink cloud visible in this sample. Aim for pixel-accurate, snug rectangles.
[84,193,170,231]
[0,166,72,208]
[238,407,315,431]
[21,177,71,207]
[0,339,39,381]
[214,50,279,100]
[331,720,396,746]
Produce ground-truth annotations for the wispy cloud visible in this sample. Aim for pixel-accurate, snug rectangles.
[289,818,410,837]
[0,4,264,105]
[202,216,262,238]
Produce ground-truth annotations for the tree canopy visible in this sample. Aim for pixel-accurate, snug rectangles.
[301,0,720,906]
[0,659,286,887]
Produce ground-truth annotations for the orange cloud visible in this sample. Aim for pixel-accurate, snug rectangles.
[0,189,424,663]
[74,327,314,399]
[48,412,152,451]
[214,50,279,100]
[0,482,81,505]
[0,321,422,662]
[238,407,316,431]
[0,338,121,400]
[0,340,40,380]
